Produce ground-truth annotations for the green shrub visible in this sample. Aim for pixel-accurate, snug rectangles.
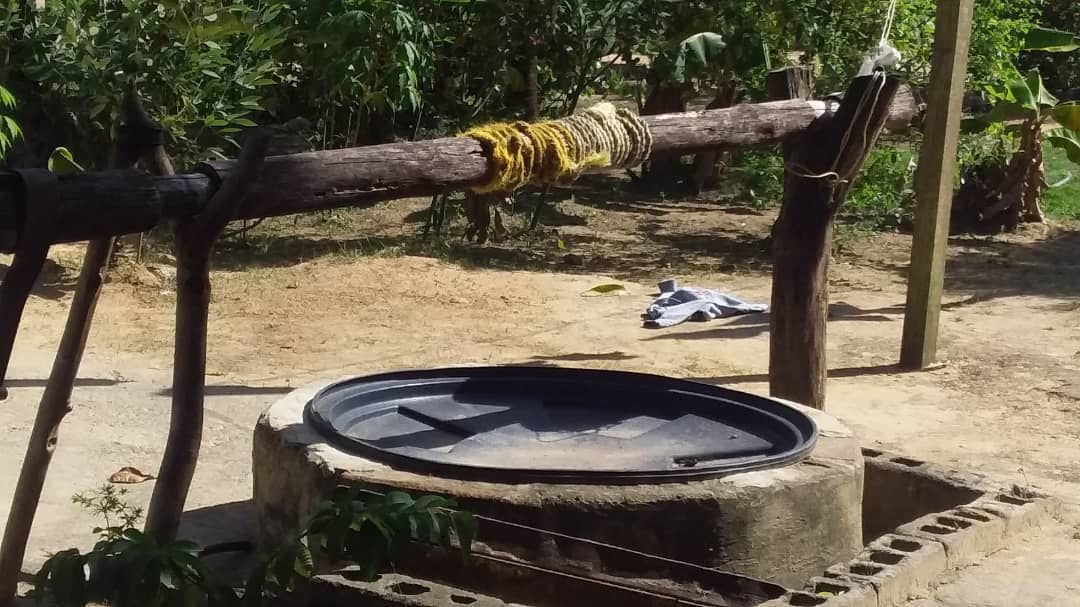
[840,145,916,231]
[34,485,476,607]
[730,149,784,207]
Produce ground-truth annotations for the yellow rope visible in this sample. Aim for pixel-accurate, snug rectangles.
[462,102,651,194]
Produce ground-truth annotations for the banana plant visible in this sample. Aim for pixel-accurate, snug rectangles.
[967,27,1080,225]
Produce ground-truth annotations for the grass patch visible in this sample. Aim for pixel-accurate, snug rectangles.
[1043,145,1080,221]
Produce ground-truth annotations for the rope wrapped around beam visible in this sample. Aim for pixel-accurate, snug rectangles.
[463,103,652,193]
[0,95,920,252]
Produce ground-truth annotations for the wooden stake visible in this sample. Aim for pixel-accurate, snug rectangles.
[143,132,269,543]
[900,0,976,370]
[0,238,113,605]
[0,88,176,605]
[0,171,58,400]
[769,72,901,409]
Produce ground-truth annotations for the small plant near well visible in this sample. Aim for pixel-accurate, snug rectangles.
[70,485,144,541]
[33,485,476,607]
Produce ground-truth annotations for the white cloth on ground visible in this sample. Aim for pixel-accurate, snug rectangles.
[643,282,768,328]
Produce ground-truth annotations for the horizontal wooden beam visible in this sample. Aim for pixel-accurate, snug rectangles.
[0,95,917,252]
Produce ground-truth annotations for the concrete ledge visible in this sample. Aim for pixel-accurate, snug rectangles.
[857,533,947,607]
[805,576,878,607]
[307,571,510,607]
[895,509,998,569]
[969,491,1062,539]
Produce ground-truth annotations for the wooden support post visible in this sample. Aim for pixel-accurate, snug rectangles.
[0,171,58,400]
[0,238,113,605]
[529,185,551,231]
[0,90,174,605]
[900,0,976,369]
[143,133,268,543]
[769,72,901,409]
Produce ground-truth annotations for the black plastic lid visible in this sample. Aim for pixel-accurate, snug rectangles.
[306,366,817,484]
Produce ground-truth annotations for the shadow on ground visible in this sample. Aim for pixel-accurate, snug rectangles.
[644,302,903,342]
[196,179,777,280]
[0,258,78,301]
[179,500,258,582]
[944,229,1080,300]
[157,384,294,397]
[695,363,920,386]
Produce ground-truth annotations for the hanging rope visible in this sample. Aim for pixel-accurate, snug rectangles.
[790,0,897,186]
[785,71,889,193]
[880,0,900,46]
[858,0,903,77]
[463,102,652,194]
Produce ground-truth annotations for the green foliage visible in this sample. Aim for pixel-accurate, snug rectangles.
[789,0,1038,92]
[974,67,1080,172]
[730,149,784,207]
[35,529,232,607]
[670,33,727,84]
[48,147,85,174]
[34,485,476,607]
[6,0,288,166]
[1024,26,1080,53]
[1043,145,1080,220]
[279,0,436,147]
[71,485,144,541]
[840,145,916,231]
[0,0,1057,175]
[297,487,476,582]
[0,83,20,159]
[1020,1,1080,97]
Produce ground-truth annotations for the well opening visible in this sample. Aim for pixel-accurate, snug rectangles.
[251,368,1046,607]
[255,368,863,594]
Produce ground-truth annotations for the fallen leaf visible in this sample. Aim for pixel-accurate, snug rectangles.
[582,283,627,297]
[109,467,156,484]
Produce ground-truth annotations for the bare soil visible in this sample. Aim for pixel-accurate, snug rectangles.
[2,178,1079,604]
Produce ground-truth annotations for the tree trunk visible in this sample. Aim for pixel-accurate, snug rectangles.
[641,81,687,187]
[978,117,1046,228]
[0,98,920,251]
[770,199,833,408]
[768,73,901,409]
[1019,119,1046,223]
[524,44,540,122]
[690,81,740,194]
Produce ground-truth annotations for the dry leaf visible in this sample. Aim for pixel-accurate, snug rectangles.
[582,283,627,297]
[109,466,156,485]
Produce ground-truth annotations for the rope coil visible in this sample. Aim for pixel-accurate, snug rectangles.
[463,102,652,193]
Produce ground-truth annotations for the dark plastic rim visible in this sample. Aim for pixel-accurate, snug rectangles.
[305,366,817,484]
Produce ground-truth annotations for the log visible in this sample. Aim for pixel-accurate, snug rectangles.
[0,99,845,251]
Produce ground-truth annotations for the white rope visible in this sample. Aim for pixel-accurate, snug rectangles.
[880,0,900,46]
[783,71,888,188]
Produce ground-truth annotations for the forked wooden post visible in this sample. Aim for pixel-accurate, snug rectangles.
[0,90,174,605]
[900,0,976,369]
[143,132,269,543]
[769,71,901,409]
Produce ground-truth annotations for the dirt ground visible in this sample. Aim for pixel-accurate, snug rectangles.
[2,181,1079,604]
